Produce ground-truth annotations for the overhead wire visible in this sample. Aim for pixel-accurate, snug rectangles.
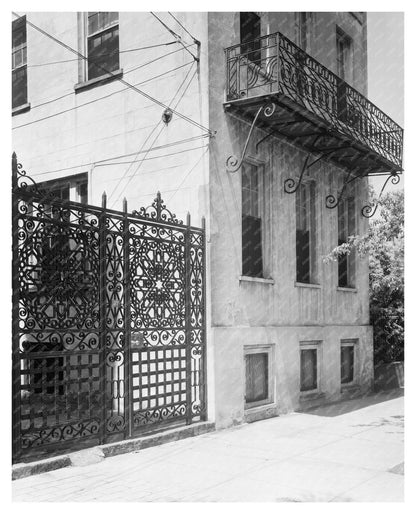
[28,43,195,111]
[31,134,210,177]
[168,12,200,45]
[12,12,211,134]
[150,12,198,62]
[109,60,197,205]
[27,41,179,67]
[13,60,194,126]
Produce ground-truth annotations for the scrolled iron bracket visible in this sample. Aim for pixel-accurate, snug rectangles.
[226,102,276,173]
[361,173,401,218]
[283,135,322,194]
[325,168,355,209]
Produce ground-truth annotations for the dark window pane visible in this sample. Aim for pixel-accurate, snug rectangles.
[300,348,317,391]
[12,66,27,108]
[338,252,348,287]
[12,16,26,49]
[246,353,268,403]
[240,12,261,63]
[88,26,119,79]
[296,229,310,283]
[242,214,263,277]
[341,346,354,383]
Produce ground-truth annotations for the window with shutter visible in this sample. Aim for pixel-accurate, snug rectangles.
[12,16,28,109]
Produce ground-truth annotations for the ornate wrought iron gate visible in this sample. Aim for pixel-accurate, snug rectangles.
[12,154,207,463]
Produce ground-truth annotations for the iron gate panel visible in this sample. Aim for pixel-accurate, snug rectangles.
[12,155,206,462]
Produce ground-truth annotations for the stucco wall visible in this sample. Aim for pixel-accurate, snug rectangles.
[207,11,372,428]
[12,12,211,223]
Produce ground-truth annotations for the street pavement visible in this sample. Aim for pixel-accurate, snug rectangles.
[12,390,404,502]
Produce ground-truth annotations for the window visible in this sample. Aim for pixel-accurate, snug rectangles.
[338,196,356,288]
[296,181,317,284]
[240,12,261,63]
[300,342,321,393]
[245,346,273,408]
[12,15,27,109]
[242,161,264,278]
[296,12,313,52]
[336,28,353,82]
[341,339,357,385]
[39,174,88,215]
[86,12,119,80]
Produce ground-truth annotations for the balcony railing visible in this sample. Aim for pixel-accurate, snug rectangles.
[225,32,403,170]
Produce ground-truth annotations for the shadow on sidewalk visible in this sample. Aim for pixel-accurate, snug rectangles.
[297,388,404,418]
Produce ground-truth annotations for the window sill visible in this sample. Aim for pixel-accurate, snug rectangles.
[295,282,321,289]
[12,102,31,116]
[74,69,123,93]
[245,399,274,411]
[341,383,360,393]
[337,286,357,293]
[239,276,275,285]
[299,391,325,401]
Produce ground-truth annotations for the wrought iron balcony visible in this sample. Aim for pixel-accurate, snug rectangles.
[225,32,403,176]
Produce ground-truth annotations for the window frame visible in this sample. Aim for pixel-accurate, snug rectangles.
[340,339,358,387]
[244,345,274,410]
[299,341,322,395]
[295,178,318,285]
[79,11,120,84]
[241,158,269,279]
[336,27,354,83]
[295,12,313,53]
[240,12,261,64]
[12,15,28,111]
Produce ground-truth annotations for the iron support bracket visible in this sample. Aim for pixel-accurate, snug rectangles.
[361,172,401,218]
[226,102,276,173]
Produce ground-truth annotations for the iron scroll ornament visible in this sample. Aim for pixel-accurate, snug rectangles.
[226,102,276,173]
[361,173,401,218]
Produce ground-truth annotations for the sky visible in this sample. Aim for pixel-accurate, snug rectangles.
[366,12,404,193]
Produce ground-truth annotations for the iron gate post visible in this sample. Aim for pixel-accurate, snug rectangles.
[185,212,192,424]
[201,216,208,421]
[122,199,133,438]
[99,192,108,444]
[11,152,21,462]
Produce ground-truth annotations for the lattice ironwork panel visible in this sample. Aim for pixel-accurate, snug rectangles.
[15,195,103,453]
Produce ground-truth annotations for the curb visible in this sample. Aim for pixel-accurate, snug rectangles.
[12,421,215,481]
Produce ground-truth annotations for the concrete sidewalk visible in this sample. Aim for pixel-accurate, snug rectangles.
[12,390,404,502]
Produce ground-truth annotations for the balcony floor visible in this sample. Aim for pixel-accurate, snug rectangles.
[224,92,402,178]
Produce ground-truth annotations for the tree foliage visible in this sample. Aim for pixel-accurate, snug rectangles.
[325,189,404,364]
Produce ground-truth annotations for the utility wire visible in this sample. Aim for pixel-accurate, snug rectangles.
[27,41,179,67]
[12,12,211,134]
[31,134,210,177]
[13,60,194,127]
[168,12,200,45]
[28,44,195,111]
[150,12,198,62]
[110,61,197,205]
[95,144,208,170]
[168,146,209,202]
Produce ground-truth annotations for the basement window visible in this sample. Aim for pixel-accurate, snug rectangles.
[341,339,358,385]
[245,346,273,408]
[300,341,321,393]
